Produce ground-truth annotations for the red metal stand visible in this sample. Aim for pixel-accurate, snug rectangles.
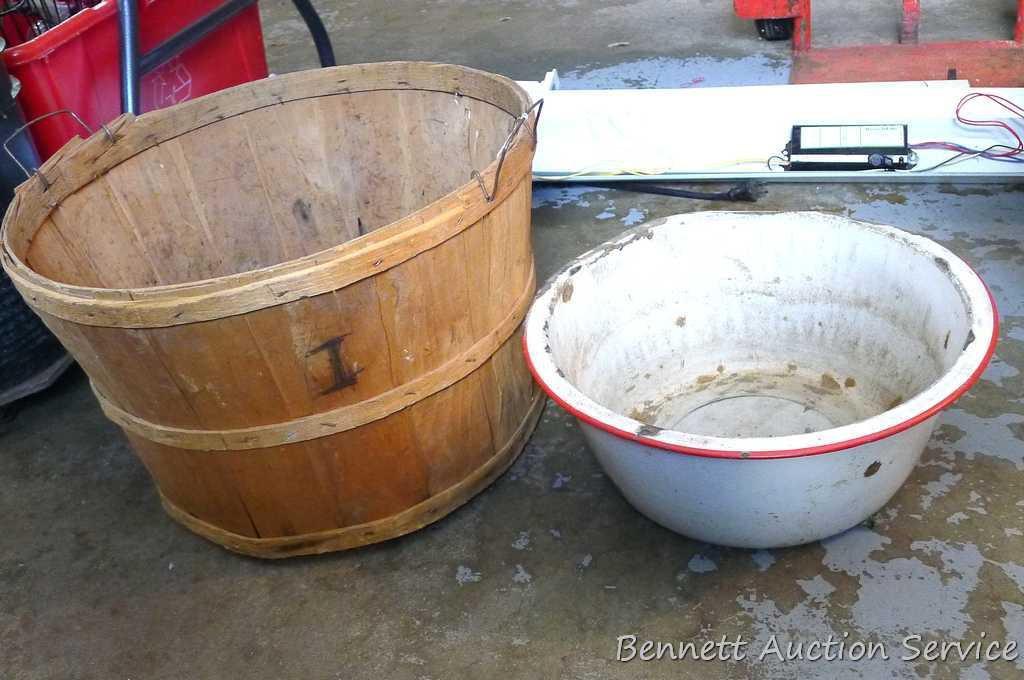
[734,0,1024,87]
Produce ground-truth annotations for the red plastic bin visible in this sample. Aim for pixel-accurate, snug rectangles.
[3,0,268,160]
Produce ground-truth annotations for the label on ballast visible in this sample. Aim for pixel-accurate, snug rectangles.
[799,125,905,150]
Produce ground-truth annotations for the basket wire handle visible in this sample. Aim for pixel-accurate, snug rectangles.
[3,109,115,190]
[472,98,544,203]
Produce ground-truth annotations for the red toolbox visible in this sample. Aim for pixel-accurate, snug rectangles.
[2,0,268,160]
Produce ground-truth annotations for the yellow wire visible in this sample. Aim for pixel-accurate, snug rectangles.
[536,159,766,181]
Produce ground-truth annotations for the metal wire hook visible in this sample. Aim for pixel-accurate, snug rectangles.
[3,109,113,191]
[472,98,544,203]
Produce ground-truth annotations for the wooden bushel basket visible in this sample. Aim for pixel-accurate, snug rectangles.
[0,63,544,558]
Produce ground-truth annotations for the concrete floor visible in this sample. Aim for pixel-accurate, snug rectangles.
[3,1,1024,678]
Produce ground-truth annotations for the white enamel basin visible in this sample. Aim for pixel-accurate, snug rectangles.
[523,211,997,548]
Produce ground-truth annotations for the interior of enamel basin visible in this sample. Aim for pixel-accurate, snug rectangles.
[542,214,980,440]
[10,89,514,289]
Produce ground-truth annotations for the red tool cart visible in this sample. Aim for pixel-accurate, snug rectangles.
[734,0,1024,87]
[0,0,269,160]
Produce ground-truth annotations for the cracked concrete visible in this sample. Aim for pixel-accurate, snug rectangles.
[2,1,1024,678]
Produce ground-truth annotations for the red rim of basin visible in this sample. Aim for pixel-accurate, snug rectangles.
[522,212,1000,461]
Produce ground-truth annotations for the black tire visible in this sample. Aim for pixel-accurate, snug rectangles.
[755,18,793,41]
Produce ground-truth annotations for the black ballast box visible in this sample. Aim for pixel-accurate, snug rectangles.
[785,124,915,171]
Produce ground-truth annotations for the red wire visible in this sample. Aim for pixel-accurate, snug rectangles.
[954,92,1024,157]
